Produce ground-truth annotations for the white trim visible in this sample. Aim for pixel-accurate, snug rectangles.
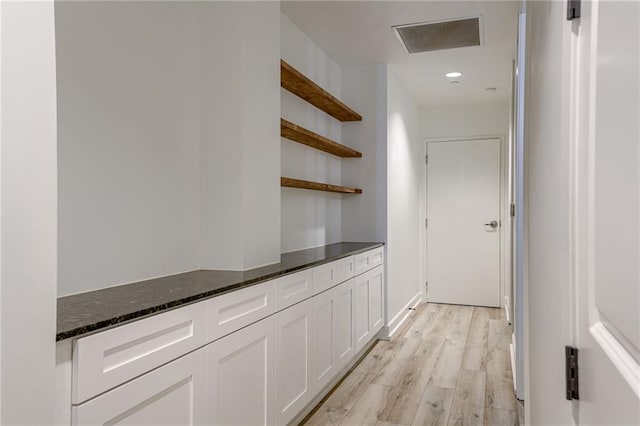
[510,333,517,394]
[504,295,511,324]
[590,322,640,399]
[379,291,423,340]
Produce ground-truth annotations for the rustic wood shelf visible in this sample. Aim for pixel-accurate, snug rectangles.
[281,177,362,194]
[281,119,362,158]
[281,60,362,122]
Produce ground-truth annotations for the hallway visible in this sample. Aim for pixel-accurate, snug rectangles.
[303,303,521,425]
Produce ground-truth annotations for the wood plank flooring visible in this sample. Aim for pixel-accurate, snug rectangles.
[302,303,519,426]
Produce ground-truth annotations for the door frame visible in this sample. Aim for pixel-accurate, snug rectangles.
[421,134,512,313]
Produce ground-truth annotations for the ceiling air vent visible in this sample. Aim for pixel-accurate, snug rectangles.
[392,16,482,54]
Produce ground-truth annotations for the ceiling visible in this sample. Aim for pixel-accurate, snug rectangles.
[281,1,520,106]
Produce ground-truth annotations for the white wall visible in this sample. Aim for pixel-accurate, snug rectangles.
[199,2,281,270]
[57,2,281,295]
[341,64,388,244]
[280,14,344,253]
[384,71,423,334]
[1,1,58,423]
[56,2,201,295]
[420,103,509,138]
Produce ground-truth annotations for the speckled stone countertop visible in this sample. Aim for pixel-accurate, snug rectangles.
[56,242,383,341]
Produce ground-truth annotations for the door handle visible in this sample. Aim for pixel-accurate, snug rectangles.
[484,220,499,228]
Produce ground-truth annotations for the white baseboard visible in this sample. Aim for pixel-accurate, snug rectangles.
[379,291,423,340]
[510,333,517,392]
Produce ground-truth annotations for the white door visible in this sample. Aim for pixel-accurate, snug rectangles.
[73,350,205,426]
[576,0,640,423]
[274,299,313,425]
[526,0,640,423]
[206,316,275,426]
[427,139,501,307]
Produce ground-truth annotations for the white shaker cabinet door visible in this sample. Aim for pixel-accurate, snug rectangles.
[311,286,337,393]
[332,278,356,372]
[355,265,384,354]
[354,272,372,354]
[206,316,275,426]
[274,299,313,425]
[367,266,384,337]
[73,349,205,426]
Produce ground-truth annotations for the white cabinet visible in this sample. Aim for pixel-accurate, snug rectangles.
[354,246,384,276]
[66,247,385,426]
[312,256,354,295]
[311,285,337,392]
[332,278,356,372]
[311,278,356,393]
[206,280,275,342]
[206,316,275,426]
[355,265,384,353]
[274,299,313,425]
[72,301,206,404]
[73,349,205,426]
[274,268,313,311]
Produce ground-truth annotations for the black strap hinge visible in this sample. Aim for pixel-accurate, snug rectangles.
[565,346,580,400]
[567,0,581,20]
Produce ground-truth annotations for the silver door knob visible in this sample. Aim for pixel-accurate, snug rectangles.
[484,220,499,228]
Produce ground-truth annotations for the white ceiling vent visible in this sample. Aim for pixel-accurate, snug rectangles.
[392,16,483,54]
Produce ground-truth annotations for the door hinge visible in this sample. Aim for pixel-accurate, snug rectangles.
[425,155,428,164]
[565,346,580,400]
[510,203,516,217]
[567,0,581,20]
[425,218,428,228]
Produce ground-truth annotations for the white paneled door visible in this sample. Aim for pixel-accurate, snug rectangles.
[427,139,501,307]
[575,0,640,422]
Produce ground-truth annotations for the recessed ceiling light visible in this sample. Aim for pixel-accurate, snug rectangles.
[446,71,463,78]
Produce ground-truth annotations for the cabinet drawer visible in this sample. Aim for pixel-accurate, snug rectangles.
[72,301,206,404]
[274,269,313,311]
[207,281,275,342]
[354,247,384,276]
[73,349,205,426]
[312,256,354,295]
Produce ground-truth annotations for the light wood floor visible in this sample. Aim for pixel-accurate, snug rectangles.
[302,303,520,426]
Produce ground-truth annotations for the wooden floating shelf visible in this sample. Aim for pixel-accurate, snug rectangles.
[281,177,362,194]
[281,60,362,122]
[281,119,362,158]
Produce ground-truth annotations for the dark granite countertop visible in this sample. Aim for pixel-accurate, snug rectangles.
[56,242,384,341]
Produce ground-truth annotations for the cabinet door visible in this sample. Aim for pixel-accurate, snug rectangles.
[311,287,337,393]
[368,265,384,336]
[312,256,355,295]
[274,269,313,311]
[355,266,384,353]
[354,246,384,276]
[274,299,313,425]
[354,273,372,353]
[333,278,355,372]
[206,316,275,426]
[206,280,275,342]
[73,349,205,426]
[73,301,206,404]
